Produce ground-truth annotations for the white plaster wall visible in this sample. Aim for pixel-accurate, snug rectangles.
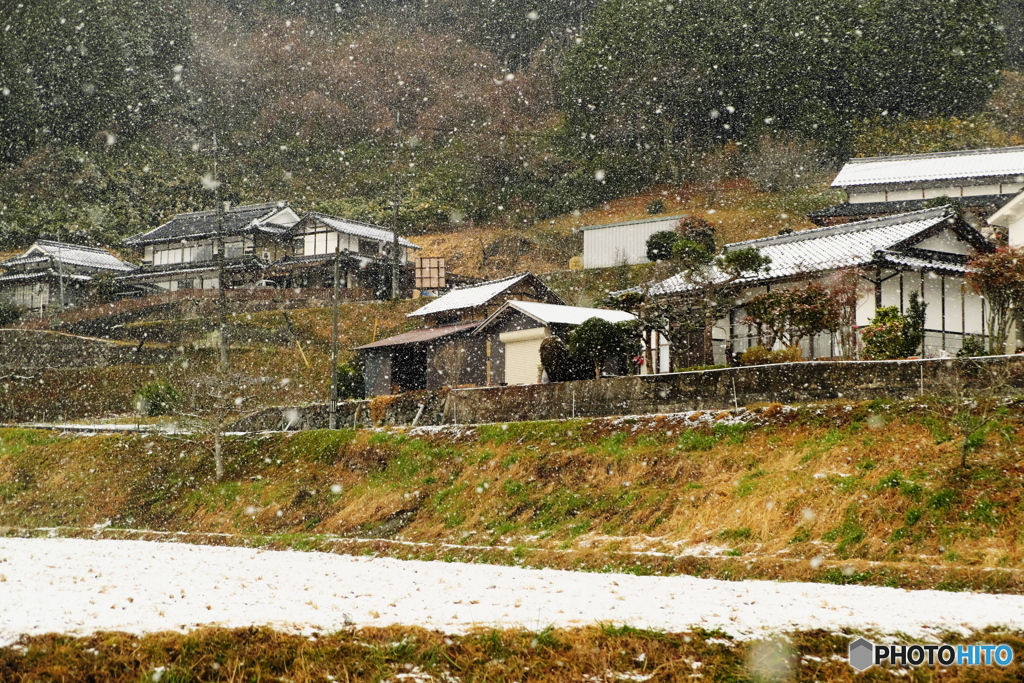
[1008,215,1024,247]
[848,190,887,204]
[915,229,972,255]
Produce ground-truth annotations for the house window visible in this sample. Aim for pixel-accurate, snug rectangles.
[177,279,194,290]
[292,237,303,256]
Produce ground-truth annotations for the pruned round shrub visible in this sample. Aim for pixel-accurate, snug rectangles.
[0,301,22,327]
[645,230,679,262]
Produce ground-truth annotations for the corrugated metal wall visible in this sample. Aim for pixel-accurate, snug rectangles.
[582,216,681,268]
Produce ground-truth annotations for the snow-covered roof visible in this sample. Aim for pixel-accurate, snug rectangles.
[0,270,93,283]
[304,212,420,250]
[832,147,1024,188]
[1,241,135,272]
[475,300,636,332]
[651,207,971,295]
[408,273,561,318]
[124,202,298,245]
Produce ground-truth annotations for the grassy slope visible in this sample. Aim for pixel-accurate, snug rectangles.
[0,300,418,422]
[2,400,1023,593]
[2,625,1022,683]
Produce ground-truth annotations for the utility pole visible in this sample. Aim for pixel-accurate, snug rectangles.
[213,134,229,372]
[391,113,402,300]
[329,242,341,429]
[56,228,65,313]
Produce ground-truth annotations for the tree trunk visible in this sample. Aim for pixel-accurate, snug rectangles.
[644,328,655,373]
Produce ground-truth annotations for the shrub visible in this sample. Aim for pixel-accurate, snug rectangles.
[645,230,679,262]
[135,380,182,417]
[673,215,717,253]
[957,335,988,358]
[860,293,926,359]
[335,362,364,400]
[646,198,665,214]
[737,345,804,365]
[0,302,22,327]
[769,345,803,364]
[738,345,772,366]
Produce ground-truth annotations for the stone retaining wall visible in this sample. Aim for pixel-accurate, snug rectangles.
[0,329,169,370]
[234,356,1024,430]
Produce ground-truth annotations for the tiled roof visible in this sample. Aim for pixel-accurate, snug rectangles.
[476,300,636,332]
[115,257,264,282]
[408,273,562,318]
[1,241,134,272]
[875,250,973,275]
[651,207,963,295]
[808,195,1012,223]
[305,213,420,249]
[353,322,478,350]
[124,203,294,245]
[832,147,1024,187]
[0,270,92,283]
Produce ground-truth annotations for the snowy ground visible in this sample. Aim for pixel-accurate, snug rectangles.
[1,537,1023,645]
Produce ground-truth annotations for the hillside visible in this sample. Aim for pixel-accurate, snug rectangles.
[410,180,842,279]
[0,300,419,423]
[3,399,1022,593]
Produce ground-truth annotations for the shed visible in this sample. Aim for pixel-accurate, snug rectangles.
[580,214,685,269]
[353,322,482,396]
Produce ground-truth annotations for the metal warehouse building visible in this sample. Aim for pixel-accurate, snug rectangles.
[580,214,684,269]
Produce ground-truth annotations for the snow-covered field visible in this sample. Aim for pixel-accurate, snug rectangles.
[1,537,1022,645]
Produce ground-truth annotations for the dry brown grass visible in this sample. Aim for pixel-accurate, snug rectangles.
[412,180,843,279]
[1,624,1021,682]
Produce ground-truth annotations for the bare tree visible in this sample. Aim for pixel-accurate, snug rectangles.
[926,357,1024,469]
[178,370,273,481]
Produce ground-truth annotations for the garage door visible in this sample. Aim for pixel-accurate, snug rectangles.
[500,327,548,385]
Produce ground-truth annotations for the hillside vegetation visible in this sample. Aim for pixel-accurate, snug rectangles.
[0,300,418,423]
[3,399,1023,593]
[3,624,1022,683]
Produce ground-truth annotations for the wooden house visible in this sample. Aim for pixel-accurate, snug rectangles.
[810,147,1024,227]
[355,273,564,396]
[118,202,300,292]
[263,212,420,296]
[649,206,996,365]
[0,241,134,313]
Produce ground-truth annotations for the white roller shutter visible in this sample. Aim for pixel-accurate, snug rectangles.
[500,327,548,385]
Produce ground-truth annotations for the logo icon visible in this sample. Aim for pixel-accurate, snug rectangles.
[849,637,875,672]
